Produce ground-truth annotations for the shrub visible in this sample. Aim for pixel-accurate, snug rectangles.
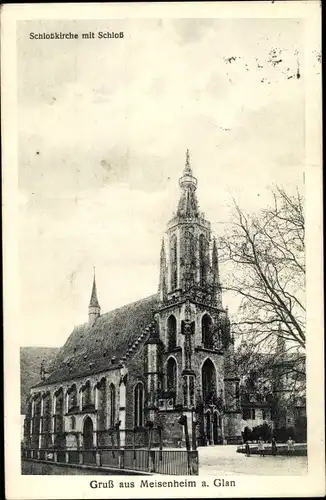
[274,426,296,442]
[251,423,272,441]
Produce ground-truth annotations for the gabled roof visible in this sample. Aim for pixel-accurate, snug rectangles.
[35,294,159,387]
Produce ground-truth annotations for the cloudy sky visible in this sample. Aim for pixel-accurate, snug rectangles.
[17,18,308,347]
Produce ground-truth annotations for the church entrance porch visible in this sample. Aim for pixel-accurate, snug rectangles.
[202,409,223,446]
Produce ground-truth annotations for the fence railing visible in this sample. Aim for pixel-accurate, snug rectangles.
[22,447,199,475]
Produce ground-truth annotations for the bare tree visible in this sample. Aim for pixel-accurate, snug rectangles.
[219,186,305,350]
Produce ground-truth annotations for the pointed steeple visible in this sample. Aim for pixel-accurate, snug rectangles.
[88,268,100,325]
[177,149,199,218]
[159,238,167,302]
[89,269,100,308]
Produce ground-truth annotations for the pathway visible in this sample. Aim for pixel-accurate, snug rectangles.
[198,445,308,476]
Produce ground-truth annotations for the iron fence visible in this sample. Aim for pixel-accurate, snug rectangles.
[22,447,199,475]
[67,450,79,464]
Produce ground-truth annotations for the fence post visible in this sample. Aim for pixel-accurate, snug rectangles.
[178,415,191,451]
[157,425,163,461]
[118,449,125,469]
[149,450,155,473]
[192,418,198,451]
[96,449,101,466]
[115,421,121,449]
[187,451,199,475]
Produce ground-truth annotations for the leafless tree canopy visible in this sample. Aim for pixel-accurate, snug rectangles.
[219,186,305,350]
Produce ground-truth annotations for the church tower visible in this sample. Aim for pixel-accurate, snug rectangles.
[88,270,101,326]
[159,149,222,305]
[154,151,241,446]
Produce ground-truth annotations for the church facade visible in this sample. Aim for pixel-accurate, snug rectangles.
[24,152,243,452]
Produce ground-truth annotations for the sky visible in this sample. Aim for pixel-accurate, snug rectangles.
[16,18,309,347]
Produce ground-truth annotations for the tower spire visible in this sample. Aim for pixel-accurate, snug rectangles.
[89,268,100,325]
[177,149,199,218]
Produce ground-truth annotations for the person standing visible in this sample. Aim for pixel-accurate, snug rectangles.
[287,436,294,455]
[245,440,251,457]
[258,437,265,457]
[271,436,277,456]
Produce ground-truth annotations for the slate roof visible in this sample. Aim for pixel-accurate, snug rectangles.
[35,294,159,387]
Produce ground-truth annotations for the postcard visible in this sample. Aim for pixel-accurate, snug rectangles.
[2,1,324,498]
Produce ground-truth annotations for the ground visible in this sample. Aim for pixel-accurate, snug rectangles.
[198,445,308,476]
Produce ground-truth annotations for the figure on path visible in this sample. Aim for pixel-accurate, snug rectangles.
[258,437,265,457]
[287,436,294,455]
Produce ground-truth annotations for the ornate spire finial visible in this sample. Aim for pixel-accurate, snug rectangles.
[183,148,193,176]
[177,150,199,217]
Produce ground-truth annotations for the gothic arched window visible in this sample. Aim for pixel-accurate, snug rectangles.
[202,358,217,402]
[109,384,116,428]
[167,315,177,350]
[170,234,178,290]
[199,234,209,286]
[166,357,177,393]
[202,314,213,349]
[134,382,144,428]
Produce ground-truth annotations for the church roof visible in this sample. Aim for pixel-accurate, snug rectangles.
[35,294,159,387]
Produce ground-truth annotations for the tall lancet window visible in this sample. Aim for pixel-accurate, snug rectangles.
[166,357,177,393]
[202,314,214,349]
[199,234,209,286]
[109,384,116,428]
[167,315,177,350]
[170,234,178,290]
[134,382,144,428]
[184,231,195,288]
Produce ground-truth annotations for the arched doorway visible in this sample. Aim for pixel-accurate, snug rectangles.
[83,417,94,449]
[205,411,211,445]
[213,412,219,444]
[202,358,217,403]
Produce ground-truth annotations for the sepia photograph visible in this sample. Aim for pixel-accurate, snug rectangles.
[2,2,323,499]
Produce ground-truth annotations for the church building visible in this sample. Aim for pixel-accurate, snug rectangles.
[24,151,243,452]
